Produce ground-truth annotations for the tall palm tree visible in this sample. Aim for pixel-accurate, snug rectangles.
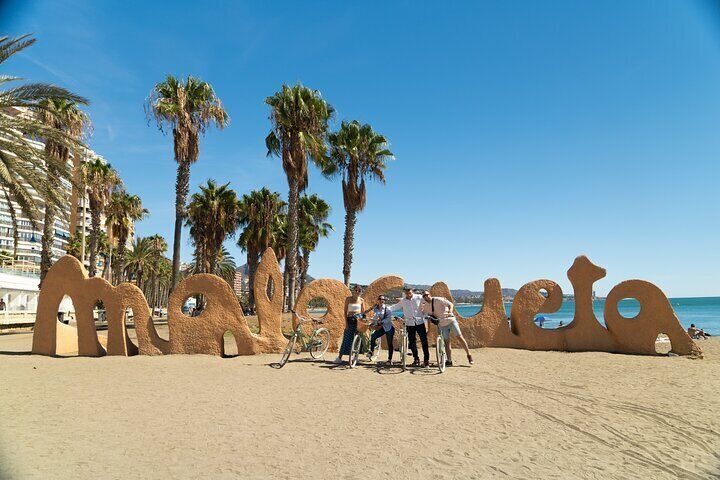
[36,99,91,286]
[0,35,87,259]
[144,234,168,308]
[326,120,393,285]
[105,190,147,284]
[125,236,152,291]
[186,179,241,276]
[154,257,172,308]
[80,159,121,276]
[147,75,229,291]
[237,188,286,310]
[297,194,332,292]
[265,83,334,308]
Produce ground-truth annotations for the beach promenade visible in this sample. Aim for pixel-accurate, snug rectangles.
[0,330,717,479]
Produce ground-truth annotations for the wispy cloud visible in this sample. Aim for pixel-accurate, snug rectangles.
[19,53,77,86]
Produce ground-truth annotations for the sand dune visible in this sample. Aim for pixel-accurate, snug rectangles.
[0,331,718,479]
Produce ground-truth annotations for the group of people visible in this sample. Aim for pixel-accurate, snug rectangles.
[333,285,475,367]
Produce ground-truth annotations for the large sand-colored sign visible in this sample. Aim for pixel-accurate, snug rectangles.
[31,252,701,357]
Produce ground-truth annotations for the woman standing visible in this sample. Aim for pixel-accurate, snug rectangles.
[334,284,370,364]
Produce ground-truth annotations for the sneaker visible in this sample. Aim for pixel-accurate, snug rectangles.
[423,360,430,368]
[332,356,343,364]
[446,360,454,367]
[412,359,420,367]
[467,354,474,365]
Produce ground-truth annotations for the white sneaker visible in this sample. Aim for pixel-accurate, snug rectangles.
[332,356,343,364]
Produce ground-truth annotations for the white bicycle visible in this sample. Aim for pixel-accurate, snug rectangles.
[426,315,447,373]
[395,316,410,371]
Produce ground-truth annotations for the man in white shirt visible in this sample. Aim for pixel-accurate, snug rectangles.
[389,287,429,367]
[420,291,474,366]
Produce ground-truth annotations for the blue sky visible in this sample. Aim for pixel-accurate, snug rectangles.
[2,0,720,297]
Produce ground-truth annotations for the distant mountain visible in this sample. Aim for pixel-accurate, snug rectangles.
[234,266,513,298]
[401,284,518,299]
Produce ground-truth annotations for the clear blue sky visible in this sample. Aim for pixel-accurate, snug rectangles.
[2,0,720,297]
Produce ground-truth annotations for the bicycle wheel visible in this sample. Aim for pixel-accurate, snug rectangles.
[436,335,447,373]
[349,334,362,368]
[401,333,408,371]
[279,334,297,368]
[371,335,381,362]
[309,328,330,359]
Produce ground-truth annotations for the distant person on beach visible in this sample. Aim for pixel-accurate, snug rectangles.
[334,284,371,364]
[420,291,474,366]
[0,298,5,311]
[687,324,709,339]
[368,295,395,364]
[390,287,429,367]
[558,321,564,328]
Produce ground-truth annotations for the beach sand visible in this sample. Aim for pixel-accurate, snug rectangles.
[0,329,718,479]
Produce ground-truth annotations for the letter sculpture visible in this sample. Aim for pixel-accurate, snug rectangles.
[31,252,701,358]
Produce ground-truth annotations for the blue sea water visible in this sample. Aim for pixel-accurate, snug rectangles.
[453,297,720,335]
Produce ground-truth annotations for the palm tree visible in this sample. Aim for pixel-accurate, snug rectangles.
[326,120,393,285]
[186,245,236,287]
[154,257,172,308]
[105,190,147,284]
[0,35,88,259]
[80,159,121,276]
[36,98,91,286]
[265,83,334,308]
[147,75,229,291]
[237,188,286,310]
[65,230,84,260]
[144,234,168,308]
[297,194,332,292]
[186,179,241,275]
[124,236,152,291]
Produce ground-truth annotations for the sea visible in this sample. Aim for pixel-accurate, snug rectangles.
[453,296,720,335]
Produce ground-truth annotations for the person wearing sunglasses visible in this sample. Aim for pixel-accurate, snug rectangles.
[368,295,395,364]
[420,291,474,366]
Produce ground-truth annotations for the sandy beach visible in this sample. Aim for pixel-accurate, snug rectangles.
[0,329,718,480]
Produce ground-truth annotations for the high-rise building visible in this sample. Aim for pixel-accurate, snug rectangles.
[0,106,129,322]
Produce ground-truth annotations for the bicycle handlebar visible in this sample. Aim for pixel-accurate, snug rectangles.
[291,309,325,325]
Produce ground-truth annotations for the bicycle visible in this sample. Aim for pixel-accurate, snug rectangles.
[278,310,331,368]
[395,316,410,371]
[349,315,382,368]
[426,315,447,373]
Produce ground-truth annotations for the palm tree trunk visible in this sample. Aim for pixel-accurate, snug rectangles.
[285,176,300,310]
[80,193,87,264]
[171,160,190,290]
[88,207,101,277]
[114,234,127,284]
[39,204,54,288]
[208,244,218,276]
[343,209,357,285]
[295,251,303,299]
[151,270,158,308]
[300,248,310,290]
[2,187,19,260]
[105,248,113,282]
[247,248,259,311]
